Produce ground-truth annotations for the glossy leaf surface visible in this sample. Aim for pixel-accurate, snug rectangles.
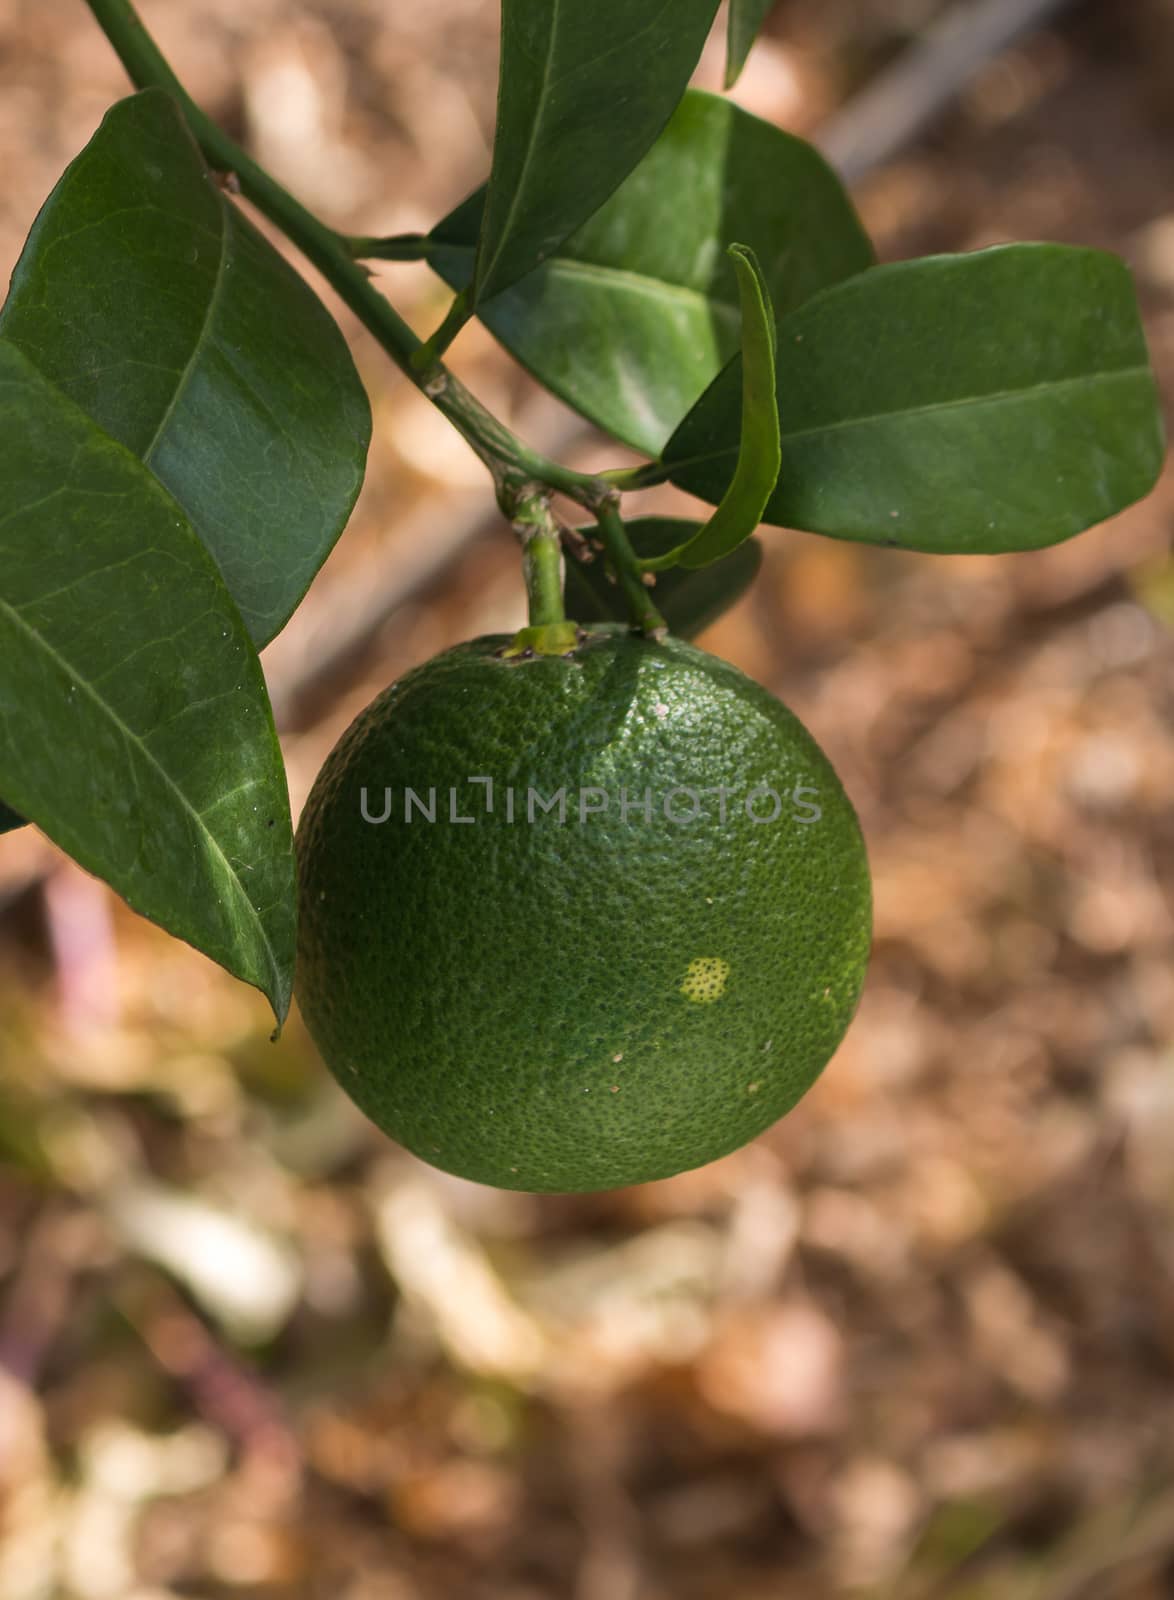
[660,245,780,570]
[474,0,722,303]
[664,245,1165,551]
[0,90,370,647]
[430,92,873,453]
[0,340,296,1021]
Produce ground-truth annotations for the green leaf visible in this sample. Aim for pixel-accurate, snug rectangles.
[473,0,722,303]
[0,90,370,648]
[664,245,1166,552]
[0,801,24,834]
[565,518,762,638]
[726,0,774,87]
[0,340,296,1023]
[428,91,873,454]
[649,246,780,570]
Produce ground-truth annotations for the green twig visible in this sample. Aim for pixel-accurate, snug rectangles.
[347,232,432,261]
[594,499,667,636]
[411,288,474,376]
[599,460,674,492]
[82,0,611,516]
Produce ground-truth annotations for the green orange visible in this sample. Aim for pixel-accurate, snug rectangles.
[295,624,870,1192]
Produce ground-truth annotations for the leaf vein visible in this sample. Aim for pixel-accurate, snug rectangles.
[140,200,232,466]
[670,366,1152,469]
[0,593,282,997]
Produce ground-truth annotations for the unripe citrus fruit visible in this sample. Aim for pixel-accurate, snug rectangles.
[296,624,870,1192]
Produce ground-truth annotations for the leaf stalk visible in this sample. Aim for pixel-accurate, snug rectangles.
[412,287,474,375]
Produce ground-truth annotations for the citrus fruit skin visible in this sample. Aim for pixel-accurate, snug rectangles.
[296,624,871,1193]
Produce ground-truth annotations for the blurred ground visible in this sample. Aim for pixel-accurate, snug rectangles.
[2,1,1174,1596]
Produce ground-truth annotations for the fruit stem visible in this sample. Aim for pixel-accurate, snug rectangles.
[82,0,616,514]
[520,523,566,629]
[594,499,667,636]
[500,487,565,627]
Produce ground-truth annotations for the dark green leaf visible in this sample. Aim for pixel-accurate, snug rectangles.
[0,90,370,647]
[664,245,1166,552]
[726,0,774,87]
[0,800,25,834]
[0,340,296,1023]
[651,245,780,570]
[429,91,873,453]
[565,518,762,637]
[473,0,722,302]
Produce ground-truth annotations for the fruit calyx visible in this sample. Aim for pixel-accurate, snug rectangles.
[498,621,588,658]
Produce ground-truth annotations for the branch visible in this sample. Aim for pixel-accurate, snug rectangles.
[82,0,610,514]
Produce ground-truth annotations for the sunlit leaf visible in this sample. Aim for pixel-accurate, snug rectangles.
[649,246,780,570]
[428,91,873,453]
[474,0,721,302]
[0,89,370,647]
[0,340,296,1022]
[664,245,1165,552]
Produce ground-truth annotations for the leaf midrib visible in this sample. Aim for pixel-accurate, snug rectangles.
[476,0,690,297]
[668,365,1152,469]
[436,236,742,324]
[475,2,561,296]
[523,255,741,319]
[0,587,282,1001]
[141,196,231,466]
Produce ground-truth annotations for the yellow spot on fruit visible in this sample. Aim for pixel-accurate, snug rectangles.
[680,956,730,1004]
